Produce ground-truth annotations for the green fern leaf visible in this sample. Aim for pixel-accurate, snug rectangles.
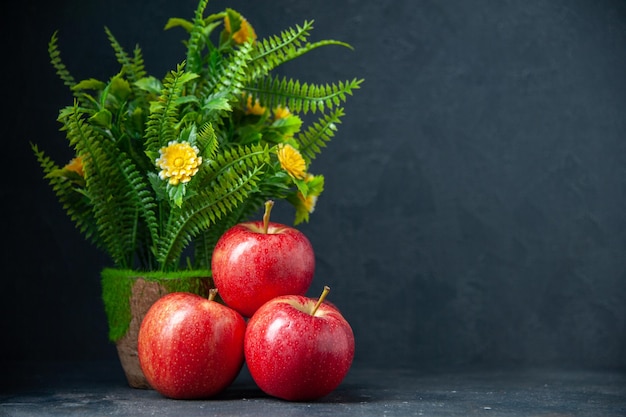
[65,105,159,268]
[247,76,362,114]
[197,122,219,160]
[48,31,94,108]
[185,0,210,73]
[48,31,76,90]
[144,63,197,153]
[63,108,132,266]
[157,165,265,270]
[131,45,148,82]
[250,21,353,79]
[248,21,312,78]
[156,144,268,270]
[104,27,147,85]
[199,41,254,124]
[295,107,346,163]
[32,143,101,247]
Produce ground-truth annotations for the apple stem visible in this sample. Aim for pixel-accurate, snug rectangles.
[208,288,218,302]
[311,286,330,316]
[262,200,275,234]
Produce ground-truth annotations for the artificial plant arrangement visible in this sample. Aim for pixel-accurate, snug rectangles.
[34,0,361,273]
[32,0,361,387]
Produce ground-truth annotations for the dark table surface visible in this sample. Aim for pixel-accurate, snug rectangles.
[1,361,625,416]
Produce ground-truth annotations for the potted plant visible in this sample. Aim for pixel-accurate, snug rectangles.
[32,0,361,388]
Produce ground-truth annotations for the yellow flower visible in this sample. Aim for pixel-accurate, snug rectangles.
[64,156,84,177]
[277,144,306,179]
[155,141,202,185]
[273,106,291,120]
[293,174,323,224]
[224,15,257,44]
[234,20,256,44]
[298,192,318,214]
[246,95,266,115]
[298,173,320,213]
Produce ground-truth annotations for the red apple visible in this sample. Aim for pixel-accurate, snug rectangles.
[212,200,315,318]
[244,286,355,401]
[137,290,246,399]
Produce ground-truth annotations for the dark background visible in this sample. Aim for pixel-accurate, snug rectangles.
[3,0,626,374]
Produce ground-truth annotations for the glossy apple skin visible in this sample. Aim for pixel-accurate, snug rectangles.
[211,221,315,318]
[137,292,246,399]
[244,294,355,401]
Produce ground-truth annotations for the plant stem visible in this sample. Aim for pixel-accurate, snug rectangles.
[208,288,218,301]
[311,286,330,316]
[262,200,274,234]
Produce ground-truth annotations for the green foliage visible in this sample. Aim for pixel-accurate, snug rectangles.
[296,108,345,163]
[156,144,268,270]
[249,76,363,114]
[48,31,75,90]
[34,0,362,273]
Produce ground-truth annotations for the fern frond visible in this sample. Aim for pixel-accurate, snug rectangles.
[295,107,345,163]
[64,107,131,266]
[32,143,100,246]
[157,166,265,270]
[104,27,147,85]
[287,38,353,65]
[48,31,76,90]
[196,143,268,190]
[186,0,210,73]
[250,21,353,78]
[247,76,363,114]
[214,41,254,93]
[144,63,194,153]
[247,21,312,77]
[48,31,92,107]
[112,156,160,259]
[199,41,254,123]
[197,122,219,160]
[65,105,158,268]
[131,45,148,82]
[156,144,268,270]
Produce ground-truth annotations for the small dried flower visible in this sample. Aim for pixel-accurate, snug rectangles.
[292,174,323,224]
[224,15,257,44]
[156,141,202,185]
[298,192,318,214]
[64,156,84,177]
[277,144,306,180]
[246,95,266,115]
[298,173,319,213]
[273,106,291,120]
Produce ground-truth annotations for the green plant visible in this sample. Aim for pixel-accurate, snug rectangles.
[33,0,362,273]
